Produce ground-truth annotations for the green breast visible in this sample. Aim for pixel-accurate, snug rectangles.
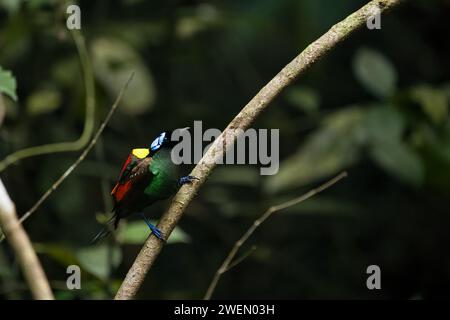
[144,149,178,199]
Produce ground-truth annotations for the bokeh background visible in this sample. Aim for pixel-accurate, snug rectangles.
[1,0,450,299]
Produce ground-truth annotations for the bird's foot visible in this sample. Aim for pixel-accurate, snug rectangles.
[178,175,199,187]
[140,213,165,241]
[149,224,164,241]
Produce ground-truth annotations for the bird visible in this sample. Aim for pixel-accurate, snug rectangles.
[92,129,197,243]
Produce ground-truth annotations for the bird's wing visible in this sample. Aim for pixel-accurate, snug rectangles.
[111,151,154,204]
[116,148,151,184]
[117,154,136,183]
[128,157,154,181]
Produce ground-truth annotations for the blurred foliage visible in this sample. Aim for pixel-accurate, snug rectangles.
[118,220,191,245]
[1,0,450,299]
[91,37,156,114]
[0,66,17,101]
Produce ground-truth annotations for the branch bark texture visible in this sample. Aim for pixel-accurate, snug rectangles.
[114,0,403,300]
[0,179,54,300]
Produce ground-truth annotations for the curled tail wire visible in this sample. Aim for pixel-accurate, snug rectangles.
[90,214,117,244]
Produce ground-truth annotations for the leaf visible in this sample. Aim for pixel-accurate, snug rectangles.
[26,88,61,115]
[34,243,78,266]
[362,105,423,186]
[118,221,191,244]
[353,48,397,99]
[55,291,78,300]
[91,38,156,114]
[0,0,22,14]
[265,107,367,193]
[364,105,405,144]
[175,4,220,39]
[0,66,17,101]
[285,86,320,114]
[370,140,424,186]
[410,85,448,125]
[76,245,122,280]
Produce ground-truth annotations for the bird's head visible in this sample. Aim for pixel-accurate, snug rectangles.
[149,127,189,154]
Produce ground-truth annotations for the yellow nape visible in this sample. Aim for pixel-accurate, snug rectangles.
[132,148,150,159]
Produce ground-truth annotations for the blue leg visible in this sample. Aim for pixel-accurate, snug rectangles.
[178,175,199,187]
[140,213,165,241]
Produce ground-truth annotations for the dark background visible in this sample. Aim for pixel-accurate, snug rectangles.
[1,0,450,299]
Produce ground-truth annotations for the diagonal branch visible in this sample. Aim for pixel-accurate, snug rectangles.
[114,0,404,300]
[204,171,347,300]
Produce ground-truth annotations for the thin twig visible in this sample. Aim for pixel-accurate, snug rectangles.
[114,0,403,300]
[204,171,347,300]
[0,73,134,243]
[224,245,257,273]
[0,31,95,172]
[0,179,54,300]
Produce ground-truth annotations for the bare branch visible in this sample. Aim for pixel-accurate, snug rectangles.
[0,179,54,300]
[114,0,403,300]
[204,171,347,300]
[224,246,257,273]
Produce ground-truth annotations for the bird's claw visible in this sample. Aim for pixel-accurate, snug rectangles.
[178,175,199,186]
[151,226,165,241]
[140,213,165,241]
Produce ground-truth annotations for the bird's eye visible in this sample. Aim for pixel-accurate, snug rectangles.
[150,132,167,151]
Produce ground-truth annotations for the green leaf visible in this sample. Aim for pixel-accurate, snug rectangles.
[0,0,22,14]
[362,105,423,185]
[365,105,405,144]
[118,221,191,244]
[0,66,17,101]
[26,89,61,116]
[285,86,320,114]
[265,107,367,193]
[175,4,220,39]
[54,290,78,300]
[91,37,156,114]
[410,85,448,125]
[370,140,424,186]
[76,245,122,280]
[353,48,397,99]
[34,243,78,266]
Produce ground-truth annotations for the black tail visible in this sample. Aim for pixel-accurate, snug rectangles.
[90,215,117,244]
